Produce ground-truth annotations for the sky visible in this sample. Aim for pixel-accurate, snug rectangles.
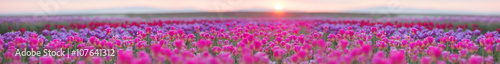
[0,0,499,14]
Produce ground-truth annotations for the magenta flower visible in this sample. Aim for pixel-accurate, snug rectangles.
[76,60,86,64]
[411,28,417,35]
[420,56,431,64]
[484,45,493,54]
[495,44,500,52]
[196,39,212,52]
[117,50,134,64]
[105,28,112,35]
[29,57,38,64]
[135,41,147,50]
[223,45,235,53]
[135,51,152,64]
[427,46,442,60]
[371,27,377,34]
[389,50,406,64]
[441,51,450,60]
[484,55,494,64]
[14,37,26,46]
[436,60,446,64]
[40,56,55,64]
[449,54,460,63]
[212,46,221,54]
[173,39,185,49]
[371,52,389,64]
[468,55,483,64]
[375,40,387,49]
[459,49,468,58]
[273,48,285,60]
[30,33,38,38]
[28,38,38,46]
[313,39,326,49]
[92,57,103,64]
[449,36,456,43]
[337,39,350,49]
[440,37,447,44]
[145,27,152,34]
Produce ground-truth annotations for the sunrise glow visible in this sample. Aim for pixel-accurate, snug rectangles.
[274,3,283,10]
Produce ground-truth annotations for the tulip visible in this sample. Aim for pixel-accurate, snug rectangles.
[420,56,431,64]
[468,55,483,64]
[212,46,221,54]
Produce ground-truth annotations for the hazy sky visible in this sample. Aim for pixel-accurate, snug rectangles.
[0,0,499,13]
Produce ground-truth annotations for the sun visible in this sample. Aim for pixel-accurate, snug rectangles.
[274,3,283,10]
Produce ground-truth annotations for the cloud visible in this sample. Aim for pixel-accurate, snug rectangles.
[0,0,499,13]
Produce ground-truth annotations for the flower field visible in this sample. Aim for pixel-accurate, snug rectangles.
[1,16,500,64]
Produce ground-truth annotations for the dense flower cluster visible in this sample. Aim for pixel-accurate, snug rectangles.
[1,19,499,64]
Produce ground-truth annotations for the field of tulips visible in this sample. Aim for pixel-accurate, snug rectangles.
[1,16,500,64]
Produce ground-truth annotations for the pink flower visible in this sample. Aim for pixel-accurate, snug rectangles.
[411,28,417,35]
[177,29,185,36]
[29,57,38,64]
[92,57,103,64]
[375,40,387,49]
[337,39,350,49]
[29,38,38,46]
[442,51,450,60]
[485,56,494,64]
[468,55,483,64]
[117,50,134,64]
[223,45,235,53]
[251,40,263,51]
[63,55,74,63]
[4,51,13,60]
[371,27,378,34]
[460,59,467,64]
[135,41,147,50]
[173,39,185,49]
[437,60,446,64]
[389,50,406,64]
[14,37,26,46]
[273,48,285,60]
[420,56,432,64]
[313,39,326,50]
[137,30,146,38]
[105,28,112,35]
[57,59,63,64]
[187,34,195,42]
[485,45,493,54]
[77,61,86,64]
[145,27,152,34]
[400,39,408,47]
[196,39,212,52]
[135,51,152,64]
[218,53,234,64]
[212,46,221,54]
[195,26,200,32]
[440,37,447,44]
[30,33,38,38]
[89,36,99,45]
[459,49,468,58]
[371,52,389,64]
[449,36,456,43]
[40,56,55,64]
[427,46,442,60]
[150,44,162,55]
[449,54,460,63]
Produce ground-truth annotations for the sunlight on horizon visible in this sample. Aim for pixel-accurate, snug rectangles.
[274,2,284,15]
[274,3,283,10]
